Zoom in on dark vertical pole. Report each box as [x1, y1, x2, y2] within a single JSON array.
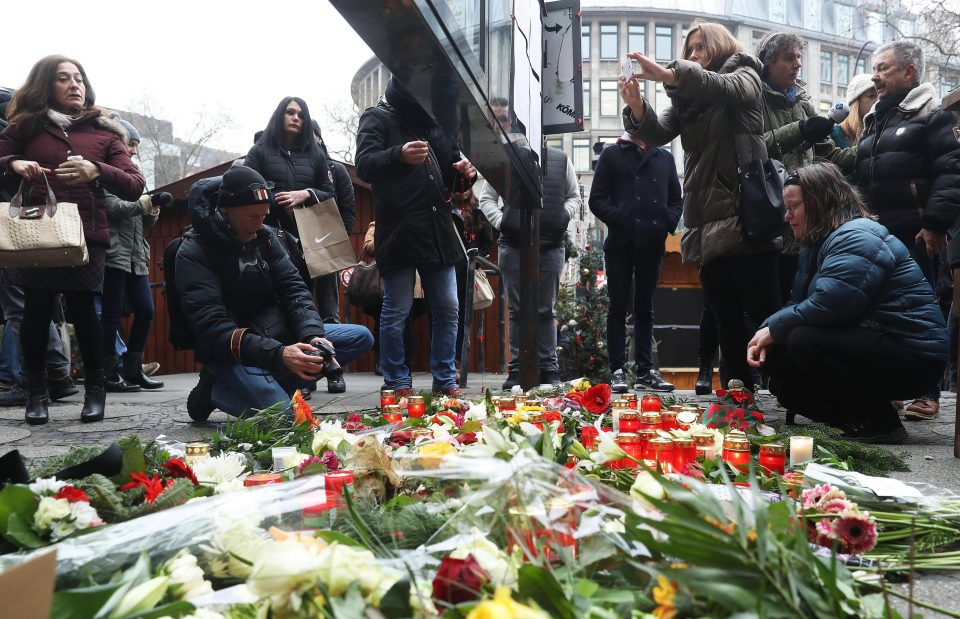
[[518, 207, 541, 389]]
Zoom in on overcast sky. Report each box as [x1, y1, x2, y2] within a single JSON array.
[[0, 0, 375, 157]]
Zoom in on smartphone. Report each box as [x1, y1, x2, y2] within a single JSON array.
[[620, 58, 635, 79]]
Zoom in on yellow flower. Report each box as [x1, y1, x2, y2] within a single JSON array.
[[466, 588, 549, 619], [570, 379, 591, 392], [704, 516, 736, 535], [746, 529, 758, 543], [652, 575, 678, 619], [418, 442, 456, 469], [508, 413, 523, 426]]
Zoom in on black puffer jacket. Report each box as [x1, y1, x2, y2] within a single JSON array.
[[854, 83, 960, 244], [243, 141, 336, 238], [329, 159, 356, 233], [355, 79, 468, 275], [175, 181, 325, 373]]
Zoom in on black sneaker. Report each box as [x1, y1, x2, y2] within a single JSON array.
[[327, 370, 346, 394], [611, 369, 629, 394], [187, 368, 215, 423], [633, 369, 675, 392], [540, 370, 561, 386], [0, 382, 27, 407], [840, 406, 908, 444], [502, 371, 520, 391]]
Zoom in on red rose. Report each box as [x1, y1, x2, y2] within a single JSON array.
[[162, 458, 199, 486], [320, 450, 341, 471], [432, 554, 490, 605], [543, 411, 562, 423], [731, 391, 752, 406], [716, 389, 728, 398], [456, 432, 478, 445], [54, 485, 90, 503], [347, 412, 362, 423], [390, 430, 413, 447]]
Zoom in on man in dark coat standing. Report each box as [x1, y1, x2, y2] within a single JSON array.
[[355, 77, 475, 397], [589, 132, 682, 393], [854, 40, 960, 421]]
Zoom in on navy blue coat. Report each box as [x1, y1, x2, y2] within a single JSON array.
[[765, 218, 948, 362], [588, 142, 682, 253]]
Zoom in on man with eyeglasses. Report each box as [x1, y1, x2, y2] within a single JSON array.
[[176, 166, 373, 420], [853, 40, 960, 422]]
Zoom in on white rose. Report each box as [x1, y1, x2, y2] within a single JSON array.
[[200, 506, 267, 579], [311, 420, 357, 455], [161, 550, 214, 601], [314, 543, 397, 598], [247, 540, 323, 599], [28, 477, 67, 497], [33, 497, 71, 533]]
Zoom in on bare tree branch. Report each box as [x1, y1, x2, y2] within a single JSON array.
[[320, 100, 362, 163]]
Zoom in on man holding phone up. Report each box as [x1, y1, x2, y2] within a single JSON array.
[[356, 77, 476, 397]]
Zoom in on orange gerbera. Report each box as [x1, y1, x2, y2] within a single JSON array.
[[652, 574, 678, 619], [292, 390, 317, 427]]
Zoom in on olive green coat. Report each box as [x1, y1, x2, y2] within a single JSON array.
[[623, 53, 779, 266], [760, 82, 856, 173], [104, 193, 158, 275]]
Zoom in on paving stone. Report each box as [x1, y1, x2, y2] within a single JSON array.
[[60, 420, 141, 434], [0, 427, 30, 443], [0, 404, 152, 422], [2, 445, 70, 458]]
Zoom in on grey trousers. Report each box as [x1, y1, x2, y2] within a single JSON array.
[[502, 266, 562, 374], [313, 272, 341, 324]]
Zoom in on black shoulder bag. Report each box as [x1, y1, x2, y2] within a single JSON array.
[[732, 93, 788, 243]]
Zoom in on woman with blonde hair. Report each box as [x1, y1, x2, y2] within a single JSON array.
[[620, 19, 782, 390], [833, 74, 878, 148]]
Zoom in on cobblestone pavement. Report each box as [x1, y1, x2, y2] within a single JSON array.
[[1, 374, 957, 615]]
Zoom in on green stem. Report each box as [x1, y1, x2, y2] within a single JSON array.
[[864, 581, 960, 618]]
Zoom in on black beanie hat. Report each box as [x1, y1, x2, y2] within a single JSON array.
[[217, 165, 273, 209]]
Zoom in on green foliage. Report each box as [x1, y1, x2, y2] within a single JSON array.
[[75, 474, 129, 523], [557, 233, 610, 381], [209, 401, 314, 470], [775, 423, 910, 476], [31, 445, 106, 479], [329, 496, 454, 553]]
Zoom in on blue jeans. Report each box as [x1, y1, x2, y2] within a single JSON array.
[[101, 269, 154, 354], [206, 323, 373, 418], [93, 294, 127, 357], [381, 265, 458, 391], [0, 284, 70, 382]]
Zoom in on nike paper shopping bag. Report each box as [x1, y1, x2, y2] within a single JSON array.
[[292, 198, 356, 278]]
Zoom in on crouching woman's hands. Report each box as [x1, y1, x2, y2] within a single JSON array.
[[747, 327, 774, 368]]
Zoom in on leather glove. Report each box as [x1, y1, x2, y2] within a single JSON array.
[[798, 116, 834, 143]]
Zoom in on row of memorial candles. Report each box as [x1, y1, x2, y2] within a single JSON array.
[[379, 391, 426, 420]]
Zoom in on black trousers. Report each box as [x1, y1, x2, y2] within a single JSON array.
[[23, 289, 102, 374], [764, 325, 945, 424], [605, 246, 663, 373], [700, 252, 781, 387]]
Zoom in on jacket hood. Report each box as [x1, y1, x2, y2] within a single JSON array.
[[95, 114, 129, 144], [864, 82, 940, 125], [762, 80, 810, 105], [719, 52, 764, 75], [383, 77, 435, 130]]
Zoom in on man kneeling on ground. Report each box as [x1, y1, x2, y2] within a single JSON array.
[[179, 166, 373, 420]]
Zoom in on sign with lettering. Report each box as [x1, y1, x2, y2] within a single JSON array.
[[542, 0, 583, 135]]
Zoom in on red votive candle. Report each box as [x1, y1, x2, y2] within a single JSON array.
[[324, 471, 355, 505], [759, 443, 787, 475], [581, 425, 599, 449], [673, 437, 696, 473], [382, 404, 402, 424], [660, 410, 678, 431], [405, 395, 425, 418], [640, 395, 662, 412], [619, 411, 640, 434], [640, 412, 661, 431], [651, 437, 675, 473], [616, 433, 642, 469], [622, 393, 638, 409], [722, 435, 752, 473], [380, 390, 397, 408]]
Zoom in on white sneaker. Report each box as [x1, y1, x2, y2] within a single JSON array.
[[611, 369, 628, 393]]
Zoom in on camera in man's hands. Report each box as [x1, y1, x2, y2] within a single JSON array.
[[307, 339, 341, 379]]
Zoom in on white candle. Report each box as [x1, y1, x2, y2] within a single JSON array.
[[790, 436, 814, 467]]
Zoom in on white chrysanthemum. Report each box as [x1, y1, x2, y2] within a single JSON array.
[[200, 505, 267, 579], [191, 452, 248, 487], [68, 500, 102, 530], [314, 542, 401, 603], [160, 550, 214, 601], [33, 497, 70, 533], [213, 478, 246, 494], [311, 420, 358, 455], [28, 477, 67, 497]]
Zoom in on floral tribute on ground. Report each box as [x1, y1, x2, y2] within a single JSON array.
[[0, 381, 958, 618]]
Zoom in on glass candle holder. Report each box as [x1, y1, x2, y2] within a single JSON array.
[[722, 435, 752, 472], [244, 473, 283, 487], [759, 443, 787, 475], [693, 432, 717, 461], [640, 412, 662, 431], [185, 442, 210, 465], [622, 393, 638, 409], [324, 470, 355, 505], [497, 397, 517, 412], [789, 436, 814, 467], [668, 404, 684, 413], [380, 390, 397, 408], [581, 425, 599, 449], [616, 432, 642, 469], [650, 437, 675, 473], [611, 404, 631, 433], [406, 395, 425, 418], [619, 411, 640, 434], [660, 410, 678, 431], [676, 411, 698, 430], [673, 437, 696, 473], [382, 404, 403, 424], [514, 395, 530, 407], [640, 395, 662, 412]]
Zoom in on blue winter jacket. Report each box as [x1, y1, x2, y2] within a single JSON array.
[[765, 218, 948, 362]]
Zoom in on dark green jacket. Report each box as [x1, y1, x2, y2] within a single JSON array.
[[104, 193, 158, 275]]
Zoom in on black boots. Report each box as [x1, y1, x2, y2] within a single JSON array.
[[326, 369, 346, 394], [105, 355, 140, 393], [25, 371, 49, 425], [695, 363, 714, 396], [122, 352, 164, 390], [81, 369, 106, 423]]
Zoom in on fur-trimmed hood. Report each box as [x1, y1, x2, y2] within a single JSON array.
[[95, 113, 129, 145], [864, 82, 941, 125]]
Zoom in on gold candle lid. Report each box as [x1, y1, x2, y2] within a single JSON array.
[[693, 432, 715, 446], [760, 442, 786, 455], [381, 389, 396, 397], [661, 411, 678, 419], [185, 441, 209, 454], [622, 393, 638, 402], [638, 429, 658, 439], [406, 395, 424, 405], [668, 404, 684, 412], [649, 437, 674, 446], [383, 404, 402, 414], [612, 398, 632, 409], [619, 411, 639, 420], [674, 437, 695, 448], [723, 435, 751, 450], [617, 432, 641, 444], [641, 412, 662, 423]]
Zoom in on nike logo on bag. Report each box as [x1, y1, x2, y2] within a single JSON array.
[[315, 233, 332, 245]]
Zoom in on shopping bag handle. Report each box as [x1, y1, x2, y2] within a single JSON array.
[[8, 176, 58, 219]]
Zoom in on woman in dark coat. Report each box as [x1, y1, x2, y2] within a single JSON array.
[[748, 162, 947, 444], [620, 20, 782, 390], [0, 55, 145, 425]]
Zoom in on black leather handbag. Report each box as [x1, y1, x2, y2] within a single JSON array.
[[733, 94, 788, 243]]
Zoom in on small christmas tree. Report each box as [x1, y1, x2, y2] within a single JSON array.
[[557, 234, 610, 381]]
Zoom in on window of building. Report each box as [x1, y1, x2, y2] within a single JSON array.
[[820, 51, 833, 84], [573, 138, 591, 172], [655, 25, 673, 62], [600, 23, 618, 59], [837, 54, 850, 86], [819, 101, 832, 113], [582, 80, 591, 118], [654, 82, 669, 116], [803, 0, 821, 31], [898, 19, 916, 38], [942, 74, 958, 98], [769, 0, 787, 23], [628, 24, 645, 55], [855, 57, 866, 75], [600, 80, 620, 116], [582, 23, 590, 60], [867, 11, 886, 43], [835, 4, 854, 37], [546, 137, 564, 150]]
